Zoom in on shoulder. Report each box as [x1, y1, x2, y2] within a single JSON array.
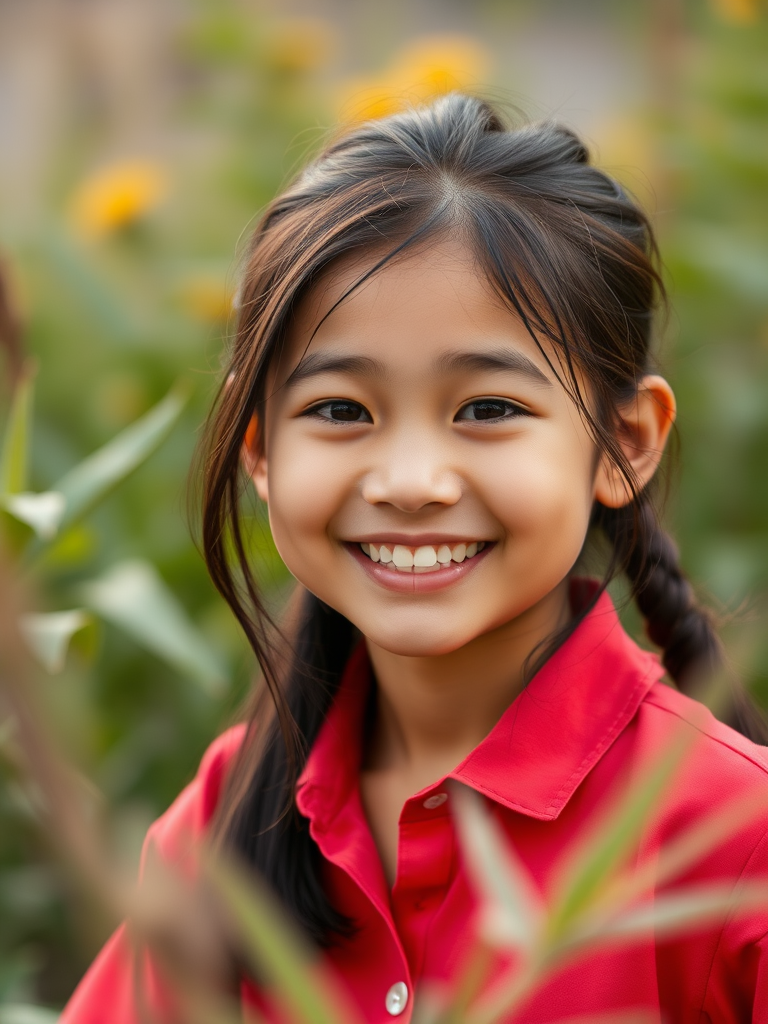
[[141, 724, 247, 868], [641, 681, 768, 780], [631, 682, 768, 869]]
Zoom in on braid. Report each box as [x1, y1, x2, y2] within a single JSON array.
[[598, 498, 768, 744]]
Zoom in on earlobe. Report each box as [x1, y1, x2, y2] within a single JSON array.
[[594, 375, 676, 509], [241, 414, 269, 503]]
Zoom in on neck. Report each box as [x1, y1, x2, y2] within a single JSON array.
[[363, 579, 572, 778]]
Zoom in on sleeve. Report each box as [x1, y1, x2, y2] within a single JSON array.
[[59, 726, 246, 1024], [701, 829, 768, 1023]]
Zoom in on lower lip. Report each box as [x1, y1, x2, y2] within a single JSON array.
[[346, 542, 494, 594]]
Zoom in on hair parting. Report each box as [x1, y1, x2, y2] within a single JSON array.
[[198, 92, 768, 947]]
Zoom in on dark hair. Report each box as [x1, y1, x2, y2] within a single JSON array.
[[199, 92, 767, 946]]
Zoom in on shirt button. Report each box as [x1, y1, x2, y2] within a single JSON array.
[[423, 792, 448, 809], [385, 981, 409, 1016]]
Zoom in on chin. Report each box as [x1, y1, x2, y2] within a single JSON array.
[[363, 623, 474, 659]]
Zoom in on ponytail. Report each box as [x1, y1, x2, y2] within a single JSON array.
[[597, 497, 768, 745]]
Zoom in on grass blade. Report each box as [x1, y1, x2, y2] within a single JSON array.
[[205, 854, 361, 1024], [585, 880, 768, 945], [451, 783, 544, 952], [0, 363, 35, 495], [547, 731, 691, 939]]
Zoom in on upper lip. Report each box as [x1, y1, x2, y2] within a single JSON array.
[[345, 533, 492, 546]]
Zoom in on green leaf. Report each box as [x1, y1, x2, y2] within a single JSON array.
[[0, 363, 36, 495], [205, 855, 360, 1024], [78, 560, 227, 695], [20, 609, 92, 674], [53, 383, 189, 533], [0, 1007, 60, 1024], [581, 880, 768, 946], [2, 492, 66, 540], [451, 783, 543, 951], [547, 735, 690, 939]]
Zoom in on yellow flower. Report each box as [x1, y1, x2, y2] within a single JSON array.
[[338, 34, 490, 123], [337, 76, 408, 123], [711, 0, 761, 22], [68, 160, 168, 240], [178, 275, 234, 323], [390, 35, 490, 99], [590, 113, 659, 209], [266, 17, 336, 74]]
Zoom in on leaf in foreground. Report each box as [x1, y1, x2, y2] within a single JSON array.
[[0, 362, 35, 496], [79, 559, 227, 695], [205, 855, 362, 1024], [451, 782, 543, 951], [53, 382, 189, 533], [0, 1006, 60, 1024], [20, 608, 92, 673], [1, 491, 66, 540]]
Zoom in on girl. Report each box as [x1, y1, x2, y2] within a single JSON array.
[[62, 93, 768, 1022]]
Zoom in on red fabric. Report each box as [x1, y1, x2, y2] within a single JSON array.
[[61, 590, 768, 1023]]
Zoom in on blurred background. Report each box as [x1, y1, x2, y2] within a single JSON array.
[[0, 0, 766, 1012]]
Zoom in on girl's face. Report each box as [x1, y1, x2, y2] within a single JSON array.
[[250, 241, 622, 657]]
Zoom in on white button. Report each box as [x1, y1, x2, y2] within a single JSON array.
[[423, 792, 448, 810], [385, 981, 408, 1016]]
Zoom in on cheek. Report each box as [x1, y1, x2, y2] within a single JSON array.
[[482, 438, 595, 552], [263, 431, 351, 569]]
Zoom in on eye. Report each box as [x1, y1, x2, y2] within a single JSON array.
[[455, 398, 529, 422], [305, 400, 372, 423]]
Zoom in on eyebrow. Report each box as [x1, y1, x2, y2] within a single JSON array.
[[436, 348, 553, 388], [284, 352, 386, 388], [283, 346, 553, 389]]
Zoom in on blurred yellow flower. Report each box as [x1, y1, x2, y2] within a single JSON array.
[[68, 160, 168, 240], [266, 17, 336, 74], [711, 0, 761, 21], [338, 34, 490, 123], [391, 35, 489, 98], [178, 275, 234, 323], [591, 115, 656, 208]]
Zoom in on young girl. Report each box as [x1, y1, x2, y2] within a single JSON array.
[[62, 93, 768, 1022]]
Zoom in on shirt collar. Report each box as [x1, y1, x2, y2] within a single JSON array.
[[296, 583, 665, 824]]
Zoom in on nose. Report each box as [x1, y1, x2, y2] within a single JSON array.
[[360, 432, 462, 512]]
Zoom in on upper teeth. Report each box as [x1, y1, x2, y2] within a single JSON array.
[[360, 541, 485, 572]]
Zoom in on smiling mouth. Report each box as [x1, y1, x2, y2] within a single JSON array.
[[359, 541, 488, 573]]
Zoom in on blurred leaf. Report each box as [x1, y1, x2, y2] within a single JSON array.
[[78, 560, 227, 695], [0, 363, 35, 495], [0, 1007, 59, 1024], [676, 225, 768, 304], [20, 609, 92, 674], [585, 880, 768, 945], [43, 230, 138, 343], [53, 383, 189, 534], [547, 737, 689, 939], [451, 783, 543, 951], [1, 492, 65, 540], [206, 855, 361, 1024]]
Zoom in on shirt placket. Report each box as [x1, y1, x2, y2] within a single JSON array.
[[390, 786, 456, 1003]]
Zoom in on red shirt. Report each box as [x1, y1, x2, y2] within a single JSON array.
[[61, 590, 768, 1022]]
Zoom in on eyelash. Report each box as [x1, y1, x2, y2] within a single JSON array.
[[303, 398, 530, 424]]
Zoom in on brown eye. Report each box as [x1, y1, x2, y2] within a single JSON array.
[[309, 401, 372, 423], [455, 399, 527, 422]]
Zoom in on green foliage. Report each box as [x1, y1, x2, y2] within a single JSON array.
[[0, 0, 767, 1015]]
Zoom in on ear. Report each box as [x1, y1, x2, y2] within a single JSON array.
[[594, 374, 676, 509], [241, 414, 269, 503]]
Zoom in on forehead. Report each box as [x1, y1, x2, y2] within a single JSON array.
[[278, 239, 556, 380]]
